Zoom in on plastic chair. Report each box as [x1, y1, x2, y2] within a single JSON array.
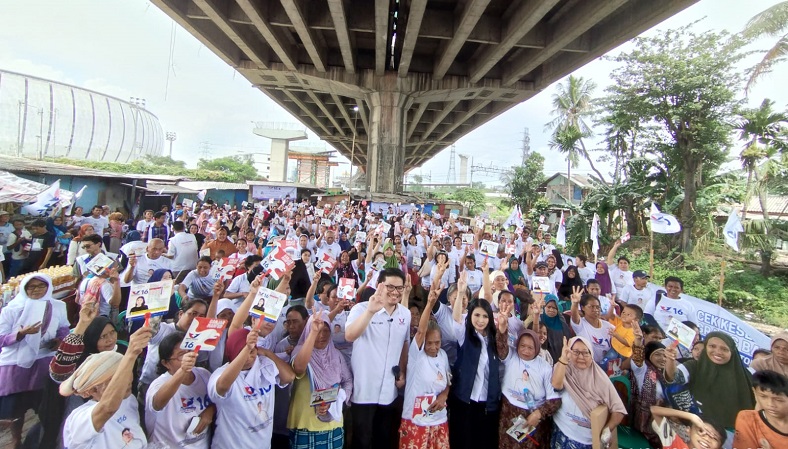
[[610, 375, 652, 449]]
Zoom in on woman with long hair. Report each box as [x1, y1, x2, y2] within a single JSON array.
[[108, 212, 124, 254], [335, 250, 359, 288], [67, 224, 96, 265], [558, 266, 584, 302]]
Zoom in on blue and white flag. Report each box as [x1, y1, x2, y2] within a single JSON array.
[[650, 203, 681, 234], [21, 180, 61, 217], [555, 211, 566, 247], [723, 207, 744, 252]]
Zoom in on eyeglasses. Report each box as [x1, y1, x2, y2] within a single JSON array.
[[81, 244, 93, 250], [25, 284, 48, 292], [385, 285, 405, 293], [571, 350, 592, 358]]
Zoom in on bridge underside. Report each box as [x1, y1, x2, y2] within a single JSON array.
[[152, 0, 697, 193]]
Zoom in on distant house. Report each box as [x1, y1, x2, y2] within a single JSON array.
[[539, 173, 594, 206]]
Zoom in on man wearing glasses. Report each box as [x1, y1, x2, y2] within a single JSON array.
[[74, 234, 120, 317], [345, 268, 410, 449]]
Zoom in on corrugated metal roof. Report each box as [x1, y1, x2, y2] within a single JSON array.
[[178, 181, 249, 191], [245, 180, 323, 190], [737, 195, 788, 217], [146, 183, 198, 195], [0, 155, 190, 181]]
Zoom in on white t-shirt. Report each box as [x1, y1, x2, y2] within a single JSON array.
[[226, 273, 251, 303], [315, 241, 341, 264], [208, 356, 286, 449], [167, 232, 199, 272], [63, 395, 146, 449], [553, 389, 593, 444], [347, 301, 411, 405], [433, 303, 460, 366], [83, 216, 109, 235], [570, 318, 614, 364], [145, 368, 212, 449], [576, 266, 595, 285], [129, 255, 172, 285], [644, 295, 697, 331], [608, 266, 634, 293], [620, 284, 656, 309], [136, 219, 154, 234], [77, 276, 115, 317], [140, 322, 179, 385], [452, 320, 489, 402], [401, 339, 450, 425], [501, 351, 559, 411]]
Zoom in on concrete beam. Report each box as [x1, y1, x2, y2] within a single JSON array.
[[502, 0, 627, 85], [306, 91, 346, 137], [235, 0, 298, 71], [434, 100, 490, 143], [327, 0, 357, 73], [468, 0, 560, 83], [407, 102, 429, 140], [374, 0, 390, 75], [433, 0, 491, 80], [331, 92, 356, 132], [281, 0, 328, 72], [420, 99, 460, 141], [193, 0, 270, 69], [356, 100, 369, 136], [397, 0, 428, 77], [281, 90, 333, 136]]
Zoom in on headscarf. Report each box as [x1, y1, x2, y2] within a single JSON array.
[[46, 217, 67, 235], [558, 265, 583, 299], [563, 336, 627, 418], [750, 331, 788, 376], [540, 294, 564, 331], [594, 262, 613, 296], [292, 314, 353, 399], [72, 224, 94, 242], [225, 328, 251, 363], [336, 251, 358, 285], [148, 269, 173, 283], [682, 331, 755, 428], [645, 341, 666, 364], [551, 249, 564, 270], [338, 234, 351, 252], [125, 230, 141, 243], [382, 241, 400, 269], [83, 316, 114, 359], [59, 351, 123, 397], [0, 274, 65, 368], [515, 329, 541, 362], [505, 257, 526, 287]]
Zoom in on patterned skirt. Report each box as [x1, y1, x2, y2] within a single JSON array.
[[551, 426, 592, 449], [289, 427, 344, 449], [398, 418, 450, 449], [498, 396, 555, 449]]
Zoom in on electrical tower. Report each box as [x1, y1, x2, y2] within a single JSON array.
[[446, 144, 457, 183], [198, 141, 210, 159], [521, 127, 531, 165]]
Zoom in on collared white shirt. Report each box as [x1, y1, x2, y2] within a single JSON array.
[[452, 320, 489, 402], [347, 301, 411, 405]]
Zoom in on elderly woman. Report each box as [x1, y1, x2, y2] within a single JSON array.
[[60, 326, 153, 449], [551, 336, 627, 449], [750, 331, 788, 376], [665, 331, 755, 437], [497, 303, 561, 449], [289, 309, 354, 449], [0, 274, 70, 446]]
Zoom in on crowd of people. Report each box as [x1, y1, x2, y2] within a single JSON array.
[[0, 197, 786, 449]]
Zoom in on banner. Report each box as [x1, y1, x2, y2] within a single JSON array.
[[251, 185, 296, 200], [650, 203, 681, 234], [723, 207, 743, 252], [22, 180, 61, 216]]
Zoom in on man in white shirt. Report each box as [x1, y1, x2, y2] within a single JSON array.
[[314, 230, 341, 264], [620, 270, 656, 309], [644, 276, 696, 333], [164, 221, 198, 283], [82, 205, 109, 236], [345, 268, 410, 449], [135, 210, 154, 234], [606, 239, 634, 296], [123, 238, 172, 285]]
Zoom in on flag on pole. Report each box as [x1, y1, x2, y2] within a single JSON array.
[[555, 211, 566, 246], [63, 184, 87, 215], [503, 205, 523, 229], [723, 207, 744, 252], [22, 180, 61, 216], [649, 203, 681, 234], [197, 189, 207, 201], [590, 213, 600, 258]]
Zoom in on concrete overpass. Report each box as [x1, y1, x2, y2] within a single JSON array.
[[151, 0, 697, 193]]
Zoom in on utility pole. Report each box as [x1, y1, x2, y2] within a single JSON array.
[[165, 131, 177, 158], [521, 127, 531, 165], [198, 141, 210, 159]]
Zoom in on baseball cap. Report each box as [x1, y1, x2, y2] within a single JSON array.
[[216, 298, 238, 315], [0, 210, 9, 216], [535, 261, 548, 269], [633, 270, 650, 279]]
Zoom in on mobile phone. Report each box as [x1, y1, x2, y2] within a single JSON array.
[[391, 366, 401, 380]]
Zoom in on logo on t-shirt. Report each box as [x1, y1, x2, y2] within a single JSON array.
[[659, 306, 686, 316], [181, 397, 197, 412], [592, 336, 611, 348], [243, 384, 273, 401]]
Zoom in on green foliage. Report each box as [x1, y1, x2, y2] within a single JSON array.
[[525, 197, 550, 225], [742, 1, 788, 93], [450, 187, 486, 215], [146, 155, 187, 169], [506, 152, 546, 212], [197, 156, 259, 182]]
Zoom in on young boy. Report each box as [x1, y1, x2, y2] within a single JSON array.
[[602, 296, 643, 369], [650, 406, 726, 449], [734, 370, 788, 449]]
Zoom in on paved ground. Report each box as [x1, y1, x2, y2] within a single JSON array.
[[0, 410, 37, 449]]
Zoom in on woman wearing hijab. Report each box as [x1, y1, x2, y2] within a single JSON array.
[[593, 262, 615, 297], [551, 336, 627, 449], [0, 274, 70, 446], [290, 248, 316, 300], [382, 240, 405, 271], [60, 326, 153, 449], [629, 325, 669, 449], [497, 305, 561, 449], [526, 294, 571, 363], [665, 331, 756, 434], [750, 331, 788, 376], [289, 309, 353, 448], [47, 215, 70, 266], [505, 256, 527, 289], [67, 224, 96, 265], [335, 250, 359, 288], [558, 266, 584, 302]]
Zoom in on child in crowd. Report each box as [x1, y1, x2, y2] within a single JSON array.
[[734, 370, 788, 449], [650, 406, 727, 449], [601, 297, 643, 372]]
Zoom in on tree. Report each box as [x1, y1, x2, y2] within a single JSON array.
[[147, 155, 186, 169], [197, 156, 260, 183], [549, 125, 583, 202], [450, 187, 486, 215], [545, 75, 607, 181], [605, 26, 745, 252], [742, 1, 788, 93], [505, 152, 546, 212]]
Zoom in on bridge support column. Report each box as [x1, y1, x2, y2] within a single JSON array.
[[365, 84, 412, 194]]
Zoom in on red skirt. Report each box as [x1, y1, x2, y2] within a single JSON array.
[[398, 418, 449, 449]]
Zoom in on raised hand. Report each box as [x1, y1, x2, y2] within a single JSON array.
[[481, 256, 489, 272], [128, 326, 154, 356], [311, 309, 325, 332], [570, 286, 583, 305], [246, 329, 260, 352], [633, 325, 644, 345], [18, 321, 42, 338], [213, 279, 225, 297], [77, 301, 98, 328], [560, 336, 571, 362], [367, 283, 385, 314], [497, 303, 510, 334], [179, 351, 198, 374]]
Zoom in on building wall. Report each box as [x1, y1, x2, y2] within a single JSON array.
[[14, 173, 130, 215]]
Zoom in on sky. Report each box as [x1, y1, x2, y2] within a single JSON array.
[[1, 0, 785, 186]]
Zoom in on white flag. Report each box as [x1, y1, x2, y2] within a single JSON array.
[[649, 203, 681, 234], [22, 180, 61, 216], [590, 213, 599, 258], [197, 189, 207, 201], [723, 207, 744, 252], [515, 205, 524, 228], [503, 205, 520, 228], [64, 185, 87, 215], [556, 211, 566, 246]]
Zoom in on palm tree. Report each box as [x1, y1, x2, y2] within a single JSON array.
[[549, 126, 583, 205], [545, 75, 607, 181], [742, 1, 788, 94]]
